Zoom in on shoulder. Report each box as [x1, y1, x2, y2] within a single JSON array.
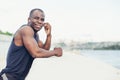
[[20, 26, 34, 36], [13, 25, 34, 46], [20, 25, 33, 32]]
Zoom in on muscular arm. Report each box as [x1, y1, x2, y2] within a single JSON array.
[[43, 35, 51, 50], [38, 22, 52, 50], [21, 26, 59, 58], [37, 34, 51, 50]]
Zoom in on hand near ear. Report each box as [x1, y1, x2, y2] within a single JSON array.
[[44, 23, 51, 36]]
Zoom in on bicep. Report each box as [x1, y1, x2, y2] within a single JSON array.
[[21, 28, 39, 57], [23, 35, 39, 51]]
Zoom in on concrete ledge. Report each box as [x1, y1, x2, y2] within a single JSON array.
[[26, 52, 120, 80]]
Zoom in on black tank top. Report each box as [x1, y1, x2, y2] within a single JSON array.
[[0, 31, 39, 80]]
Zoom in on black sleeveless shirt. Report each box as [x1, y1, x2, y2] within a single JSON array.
[[0, 27, 39, 80]]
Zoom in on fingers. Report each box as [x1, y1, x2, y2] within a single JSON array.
[[54, 47, 62, 50], [54, 47, 63, 57], [43, 23, 51, 36], [43, 23, 51, 31], [43, 23, 51, 28]]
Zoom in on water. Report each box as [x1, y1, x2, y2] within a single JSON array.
[[0, 41, 120, 69], [0, 41, 10, 55], [80, 50, 120, 69]]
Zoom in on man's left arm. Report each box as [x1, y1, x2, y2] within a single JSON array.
[[38, 23, 52, 50]]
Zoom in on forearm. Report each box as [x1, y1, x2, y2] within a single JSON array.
[[33, 48, 55, 58], [43, 34, 52, 50]]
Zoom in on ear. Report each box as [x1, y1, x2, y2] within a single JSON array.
[[28, 18, 31, 22]]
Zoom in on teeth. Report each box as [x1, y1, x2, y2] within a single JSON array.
[[36, 25, 40, 27]]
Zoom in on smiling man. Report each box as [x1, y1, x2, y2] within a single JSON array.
[[0, 8, 62, 80]]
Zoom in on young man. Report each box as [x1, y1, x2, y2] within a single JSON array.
[[0, 8, 62, 80]]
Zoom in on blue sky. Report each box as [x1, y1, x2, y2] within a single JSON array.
[[0, 0, 120, 42]]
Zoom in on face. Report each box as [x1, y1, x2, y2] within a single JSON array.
[[28, 10, 45, 32]]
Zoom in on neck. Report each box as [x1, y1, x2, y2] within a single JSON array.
[[27, 23, 38, 33]]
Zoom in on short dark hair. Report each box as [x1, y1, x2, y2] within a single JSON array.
[[29, 8, 44, 17]]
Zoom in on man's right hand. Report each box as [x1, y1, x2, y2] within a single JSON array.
[[54, 47, 63, 57]]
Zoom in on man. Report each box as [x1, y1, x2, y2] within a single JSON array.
[[0, 8, 62, 80]]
